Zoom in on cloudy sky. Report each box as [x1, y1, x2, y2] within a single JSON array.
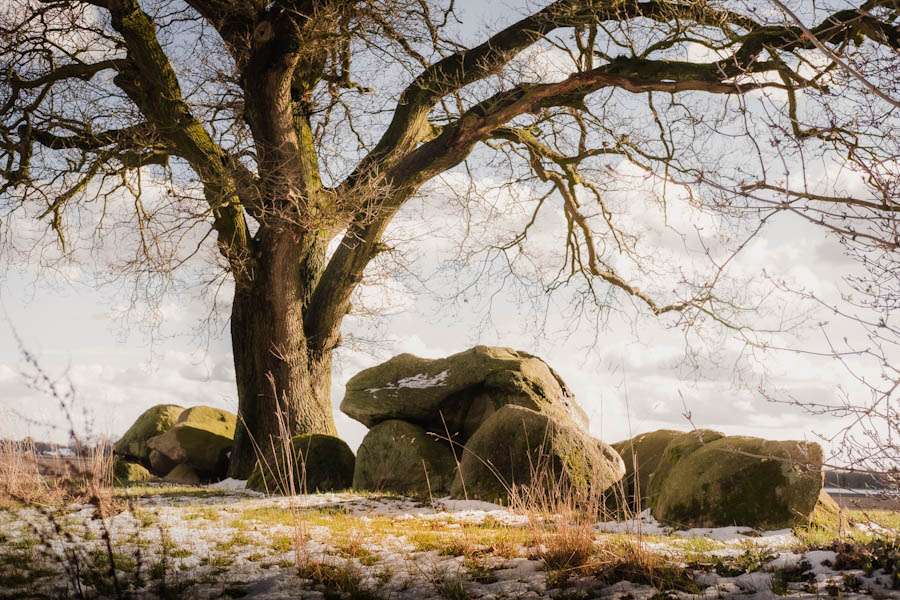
[[0, 0, 891, 467]]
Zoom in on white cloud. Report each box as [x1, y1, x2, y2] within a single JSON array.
[[510, 43, 573, 84]]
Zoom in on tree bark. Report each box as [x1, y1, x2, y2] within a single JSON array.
[[227, 234, 337, 478]]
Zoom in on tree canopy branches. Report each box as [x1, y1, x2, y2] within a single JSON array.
[[2, 1, 898, 472], [1, 0, 896, 323]]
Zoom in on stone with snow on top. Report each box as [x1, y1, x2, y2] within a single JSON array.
[[353, 420, 456, 496], [147, 405, 236, 480], [652, 435, 824, 529], [611, 429, 682, 510], [113, 404, 184, 463], [247, 433, 355, 494], [341, 345, 587, 444], [644, 429, 724, 506], [450, 405, 624, 503]]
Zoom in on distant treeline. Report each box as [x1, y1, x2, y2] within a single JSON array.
[[0, 437, 108, 457], [824, 470, 889, 489]]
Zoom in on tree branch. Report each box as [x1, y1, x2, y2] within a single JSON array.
[[9, 59, 128, 90], [102, 0, 254, 262]]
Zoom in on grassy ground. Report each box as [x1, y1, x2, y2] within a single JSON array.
[[1, 447, 898, 599], [0, 480, 898, 599]]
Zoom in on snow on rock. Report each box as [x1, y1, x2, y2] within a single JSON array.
[[396, 370, 450, 388], [365, 370, 450, 394]]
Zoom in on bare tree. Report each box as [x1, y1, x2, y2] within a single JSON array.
[[1, 0, 897, 476]]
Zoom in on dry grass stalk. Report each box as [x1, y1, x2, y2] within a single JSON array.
[[0, 438, 53, 508]]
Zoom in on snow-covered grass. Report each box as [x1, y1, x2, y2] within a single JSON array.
[[1, 483, 898, 599]]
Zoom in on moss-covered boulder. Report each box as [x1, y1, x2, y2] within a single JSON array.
[[113, 404, 184, 463], [113, 459, 152, 485], [247, 434, 355, 494], [341, 346, 587, 445], [353, 420, 457, 496], [645, 429, 724, 504], [797, 490, 852, 543], [147, 406, 236, 480], [652, 436, 824, 529], [163, 463, 201, 486], [450, 405, 624, 503], [611, 429, 681, 509], [804, 490, 848, 533]]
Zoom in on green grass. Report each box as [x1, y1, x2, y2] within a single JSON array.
[[231, 506, 296, 528], [794, 507, 900, 548], [271, 534, 294, 554], [669, 535, 725, 553], [114, 484, 232, 499], [216, 533, 253, 553]]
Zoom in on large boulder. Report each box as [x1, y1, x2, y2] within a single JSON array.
[[651, 436, 824, 529], [611, 429, 681, 509], [112, 458, 152, 485], [163, 463, 201, 486], [148, 448, 178, 476], [147, 406, 236, 480], [341, 346, 587, 444], [450, 405, 624, 503], [353, 420, 457, 496], [247, 434, 355, 494], [113, 404, 184, 463], [804, 490, 850, 534], [645, 429, 724, 504]]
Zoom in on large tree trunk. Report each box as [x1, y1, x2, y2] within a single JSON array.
[[227, 234, 337, 478]]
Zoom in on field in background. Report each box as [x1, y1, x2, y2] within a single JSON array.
[[828, 492, 900, 511]]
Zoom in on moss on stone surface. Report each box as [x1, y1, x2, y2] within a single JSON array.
[[247, 434, 355, 494], [651, 436, 824, 529], [113, 459, 152, 484], [803, 490, 849, 535], [352, 420, 456, 496], [113, 404, 184, 463], [147, 406, 236, 478], [612, 429, 681, 509], [340, 346, 587, 443], [176, 406, 237, 434], [450, 405, 624, 503], [645, 429, 724, 505], [163, 463, 201, 486]]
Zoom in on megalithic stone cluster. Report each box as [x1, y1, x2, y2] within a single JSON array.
[[113, 404, 237, 485], [341, 345, 625, 502]]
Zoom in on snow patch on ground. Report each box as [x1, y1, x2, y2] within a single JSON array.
[[207, 477, 248, 490], [597, 510, 797, 545], [1, 492, 896, 599]]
